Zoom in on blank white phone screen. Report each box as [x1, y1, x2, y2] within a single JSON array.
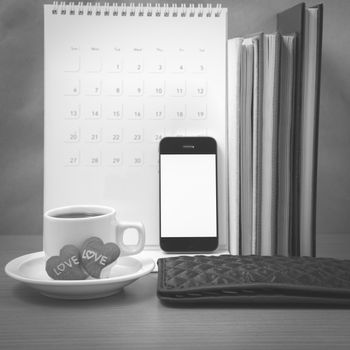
[[160, 154, 217, 237]]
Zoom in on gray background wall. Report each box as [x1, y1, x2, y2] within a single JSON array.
[[1, 0, 349, 240]]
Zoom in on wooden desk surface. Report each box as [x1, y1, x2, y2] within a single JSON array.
[[1, 234, 350, 350]]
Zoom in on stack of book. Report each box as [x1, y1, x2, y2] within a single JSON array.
[[228, 3, 323, 257]]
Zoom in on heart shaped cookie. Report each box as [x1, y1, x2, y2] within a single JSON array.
[[81, 237, 120, 278], [45, 245, 88, 280]]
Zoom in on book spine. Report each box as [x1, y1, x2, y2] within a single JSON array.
[[240, 41, 254, 255], [277, 35, 296, 256], [310, 5, 323, 257], [290, 7, 305, 257], [251, 39, 258, 255], [228, 38, 243, 255], [276, 2, 306, 256], [252, 34, 264, 255], [261, 33, 281, 256], [299, 5, 323, 257], [271, 34, 281, 256]]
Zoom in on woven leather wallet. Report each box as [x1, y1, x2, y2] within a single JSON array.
[[157, 255, 350, 305]]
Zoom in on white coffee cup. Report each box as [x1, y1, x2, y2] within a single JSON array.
[[43, 205, 145, 258]]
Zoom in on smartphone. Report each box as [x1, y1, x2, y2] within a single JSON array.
[[159, 137, 218, 252]]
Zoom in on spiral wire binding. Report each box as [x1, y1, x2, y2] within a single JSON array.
[[51, 2, 224, 17]]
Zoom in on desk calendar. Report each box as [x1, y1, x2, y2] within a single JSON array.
[[44, 2, 228, 256]]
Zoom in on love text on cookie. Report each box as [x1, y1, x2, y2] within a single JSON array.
[[53, 255, 80, 276], [82, 249, 108, 266]]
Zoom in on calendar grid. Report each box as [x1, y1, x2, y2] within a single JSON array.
[[44, 3, 228, 251]]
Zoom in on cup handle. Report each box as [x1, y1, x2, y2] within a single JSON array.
[[115, 221, 145, 256]]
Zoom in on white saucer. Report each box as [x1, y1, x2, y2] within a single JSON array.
[[5, 252, 154, 300]]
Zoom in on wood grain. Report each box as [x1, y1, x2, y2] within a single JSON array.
[[1, 235, 350, 350]]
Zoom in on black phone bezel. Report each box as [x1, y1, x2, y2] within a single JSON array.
[[159, 137, 218, 252]]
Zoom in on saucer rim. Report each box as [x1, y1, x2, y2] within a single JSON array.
[[5, 251, 155, 286]]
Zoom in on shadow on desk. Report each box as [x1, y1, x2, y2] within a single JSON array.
[[12, 282, 350, 310], [159, 299, 350, 310], [10, 276, 155, 309]]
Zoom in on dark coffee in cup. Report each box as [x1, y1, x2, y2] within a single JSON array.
[[52, 212, 104, 219], [44, 205, 145, 259]]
